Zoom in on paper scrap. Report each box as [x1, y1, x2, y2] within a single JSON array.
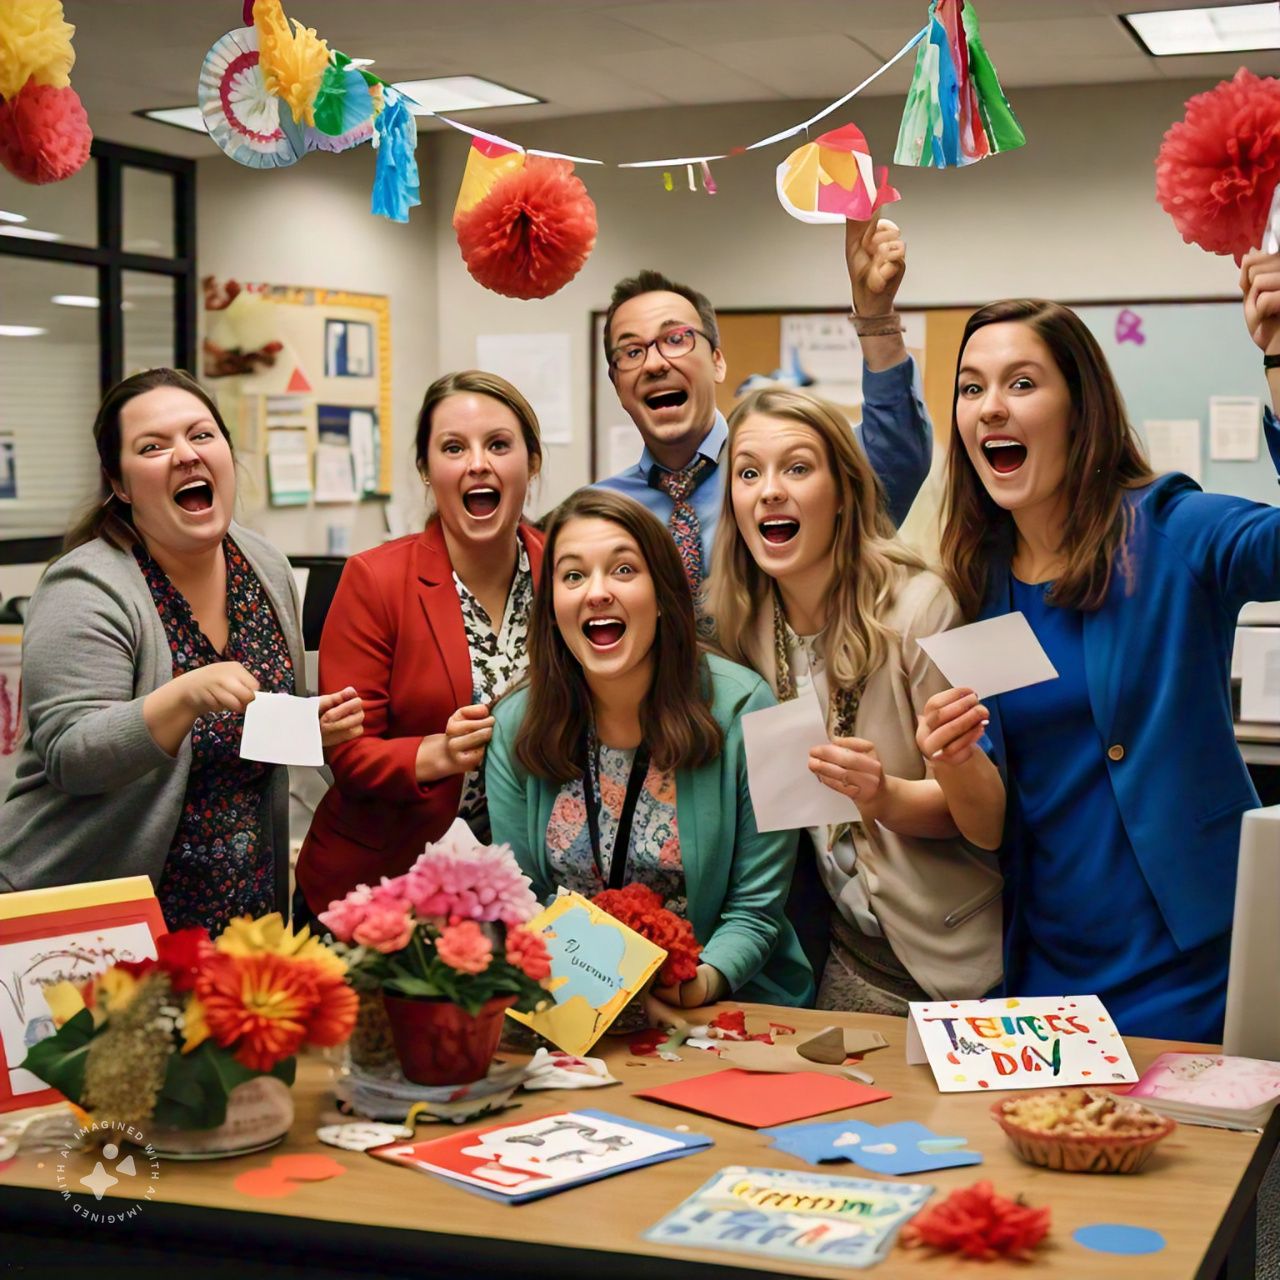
[[1073, 1225, 1166, 1256], [1209, 396, 1261, 462], [741, 687, 859, 832], [1142, 418, 1202, 483], [763, 1118, 982, 1175], [240, 691, 323, 767], [234, 1153, 346, 1198], [918, 612, 1058, 700]]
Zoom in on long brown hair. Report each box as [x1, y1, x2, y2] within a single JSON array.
[[705, 387, 926, 688], [64, 368, 234, 554], [940, 300, 1155, 620], [513, 488, 722, 783]]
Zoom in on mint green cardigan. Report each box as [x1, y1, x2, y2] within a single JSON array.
[[487, 654, 815, 1007]]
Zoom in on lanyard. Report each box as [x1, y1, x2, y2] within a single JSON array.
[[583, 744, 651, 890]]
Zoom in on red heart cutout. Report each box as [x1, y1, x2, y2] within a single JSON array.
[[978, 1080, 989, 1088]]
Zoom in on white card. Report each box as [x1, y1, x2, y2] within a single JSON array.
[[239, 691, 323, 766], [1239, 629, 1280, 723], [905, 995, 1138, 1093], [741, 688, 859, 833], [917, 612, 1058, 700]]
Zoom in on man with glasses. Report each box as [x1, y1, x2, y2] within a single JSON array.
[[596, 217, 932, 594]]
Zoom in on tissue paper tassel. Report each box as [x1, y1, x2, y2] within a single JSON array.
[[0, 0, 75, 100], [370, 89, 420, 224], [0, 79, 90, 184], [253, 0, 329, 127]]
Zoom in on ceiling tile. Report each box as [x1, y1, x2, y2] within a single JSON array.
[[699, 34, 882, 99]]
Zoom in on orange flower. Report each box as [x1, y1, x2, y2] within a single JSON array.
[[303, 965, 359, 1048], [196, 952, 313, 1073]]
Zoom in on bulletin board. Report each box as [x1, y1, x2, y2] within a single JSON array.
[[591, 299, 1277, 505], [203, 280, 393, 507]]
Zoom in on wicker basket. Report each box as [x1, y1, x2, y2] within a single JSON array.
[[991, 1089, 1176, 1174]]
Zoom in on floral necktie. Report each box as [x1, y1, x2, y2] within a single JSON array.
[[648, 454, 717, 594]]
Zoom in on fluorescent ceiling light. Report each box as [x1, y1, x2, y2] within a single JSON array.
[[0, 325, 47, 337], [0, 210, 27, 224], [51, 294, 99, 308], [392, 75, 540, 114], [1123, 4, 1280, 55], [137, 106, 207, 133], [0, 226, 62, 241]]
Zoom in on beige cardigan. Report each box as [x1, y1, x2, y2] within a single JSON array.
[[744, 568, 1003, 1000]]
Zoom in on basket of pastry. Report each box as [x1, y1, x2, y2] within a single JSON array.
[[991, 1087, 1176, 1174]]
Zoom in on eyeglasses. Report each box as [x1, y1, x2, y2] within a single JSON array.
[[608, 326, 713, 373]]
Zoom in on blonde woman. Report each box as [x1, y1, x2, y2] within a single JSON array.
[[705, 387, 1005, 1013]]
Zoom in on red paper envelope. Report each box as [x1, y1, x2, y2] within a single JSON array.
[[634, 1069, 891, 1128]]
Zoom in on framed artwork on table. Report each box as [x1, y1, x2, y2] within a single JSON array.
[[0, 877, 166, 1113]]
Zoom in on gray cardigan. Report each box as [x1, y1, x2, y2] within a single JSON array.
[[0, 523, 306, 907]]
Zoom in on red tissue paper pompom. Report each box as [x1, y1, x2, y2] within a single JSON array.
[[592, 882, 701, 987], [900, 1180, 1050, 1261], [1155, 68, 1280, 262], [0, 80, 92, 185], [454, 156, 597, 300]]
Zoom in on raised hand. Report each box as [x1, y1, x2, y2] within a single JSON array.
[[1240, 249, 1280, 357], [846, 216, 906, 318]]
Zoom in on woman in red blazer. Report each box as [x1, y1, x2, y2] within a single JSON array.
[[297, 371, 545, 913]]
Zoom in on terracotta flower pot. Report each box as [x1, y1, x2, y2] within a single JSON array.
[[383, 994, 517, 1086]]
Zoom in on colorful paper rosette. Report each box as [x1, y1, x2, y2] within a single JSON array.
[[199, 25, 304, 169], [307, 53, 377, 153], [775, 123, 900, 224], [894, 0, 1025, 168], [253, 0, 329, 127], [1155, 68, 1280, 262]]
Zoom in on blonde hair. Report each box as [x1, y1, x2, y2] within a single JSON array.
[[704, 388, 926, 688]]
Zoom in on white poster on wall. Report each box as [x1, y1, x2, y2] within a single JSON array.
[[1209, 396, 1261, 462], [475, 334, 573, 445], [1142, 419, 1202, 483]]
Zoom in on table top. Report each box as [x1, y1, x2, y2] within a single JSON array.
[[1, 1003, 1273, 1280]]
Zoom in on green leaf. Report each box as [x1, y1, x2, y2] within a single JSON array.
[[19, 1009, 95, 1101], [383, 974, 443, 999]]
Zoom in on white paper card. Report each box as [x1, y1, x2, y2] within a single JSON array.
[[917, 612, 1058, 700], [240, 692, 323, 766], [1239, 629, 1280, 723], [476, 333, 573, 444], [1143, 418, 1202, 483], [442, 817, 482, 851], [741, 688, 859, 832], [906, 995, 1138, 1093], [1209, 396, 1261, 462]]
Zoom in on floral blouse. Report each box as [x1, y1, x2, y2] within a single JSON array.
[[544, 743, 686, 915], [454, 540, 533, 837], [135, 536, 294, 934]]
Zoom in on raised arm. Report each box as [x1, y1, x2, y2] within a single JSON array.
[[845, 216, 933, 526]]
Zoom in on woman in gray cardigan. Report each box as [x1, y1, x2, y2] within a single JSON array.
[[0, 368, 362, 933]]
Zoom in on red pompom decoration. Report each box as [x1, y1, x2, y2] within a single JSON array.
[[591, 882, 701, 987], [901, 1181, 1050, 1261], [1156, 68, 1280, 262], [454, 156, 597, 300], [0, 80, 92, 185]]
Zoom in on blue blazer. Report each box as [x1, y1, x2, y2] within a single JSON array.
[[982, 472, 1280, 965]]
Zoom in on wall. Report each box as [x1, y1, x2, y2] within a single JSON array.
[[197, 145, 438, 554], [429, 79, 1250, 515]]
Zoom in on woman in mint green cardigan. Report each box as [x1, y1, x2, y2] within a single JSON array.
[[486, 489, 814, 1009]]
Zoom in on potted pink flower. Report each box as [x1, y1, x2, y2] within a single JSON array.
[[319, 835, 552, 1085]]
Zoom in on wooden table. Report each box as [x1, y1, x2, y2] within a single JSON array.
[[1, 1004, 1274, 1280]]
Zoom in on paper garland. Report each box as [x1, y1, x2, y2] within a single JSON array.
[[199, 27, 303, 170]]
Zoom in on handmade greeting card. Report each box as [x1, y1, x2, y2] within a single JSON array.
[[906, 996, 1138, 1093], [0, 877, 166, 1112], [370, 1109, 710, 1203], [505, 892, 666, 1056], [645, 1166, 932, 1268], [1129, 1053, 1280, 1131], [763, 1119, 983, 1176]]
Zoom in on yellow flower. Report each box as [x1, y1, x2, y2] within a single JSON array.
[[181, 993, 211, 1054], [42, 980, 86, 1027], [217, 914, 347, 981], [93, 967, 140, 1016]]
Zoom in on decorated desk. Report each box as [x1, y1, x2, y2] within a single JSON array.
[[0, 1004, 1272, 1280]]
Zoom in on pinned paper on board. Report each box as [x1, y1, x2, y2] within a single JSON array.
[[763, 1118, 982, 1175], [741, 687, 859, 832], [775, 123, 900, 225], [917, 612, 1057, 700], [240, 692, 323, 767], [906, 995, 1139, 1093], [505, 892, 666, 1056]]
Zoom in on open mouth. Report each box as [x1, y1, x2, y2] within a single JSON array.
[[583, 617, 626, 649], [981, 439, 1028, 475], [759, 518, 800, 545], [173, 479, 213, 512], [644, 389, 688, 413], [462, 487, 501, 517]]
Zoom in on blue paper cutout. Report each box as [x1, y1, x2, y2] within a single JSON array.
[[762, 1119, 983, 1175], [543, 906, 627, 1007], [1073, 1224, 1166, 1256]]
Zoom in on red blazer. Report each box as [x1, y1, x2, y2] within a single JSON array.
[[296, 519, 545, 912]]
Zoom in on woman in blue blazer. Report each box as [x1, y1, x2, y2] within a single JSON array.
[[931, 249, 1280, 1042], [486, 488, 814, 1010]]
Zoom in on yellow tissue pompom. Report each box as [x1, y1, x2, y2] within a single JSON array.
[[0, 0, 76, 100], [254, 0, 329, 127]]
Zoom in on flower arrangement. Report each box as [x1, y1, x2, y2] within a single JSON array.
[[319, 837, 553, 1015], [22, 915, 357, 1131], [591, 883, 701, 988]]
